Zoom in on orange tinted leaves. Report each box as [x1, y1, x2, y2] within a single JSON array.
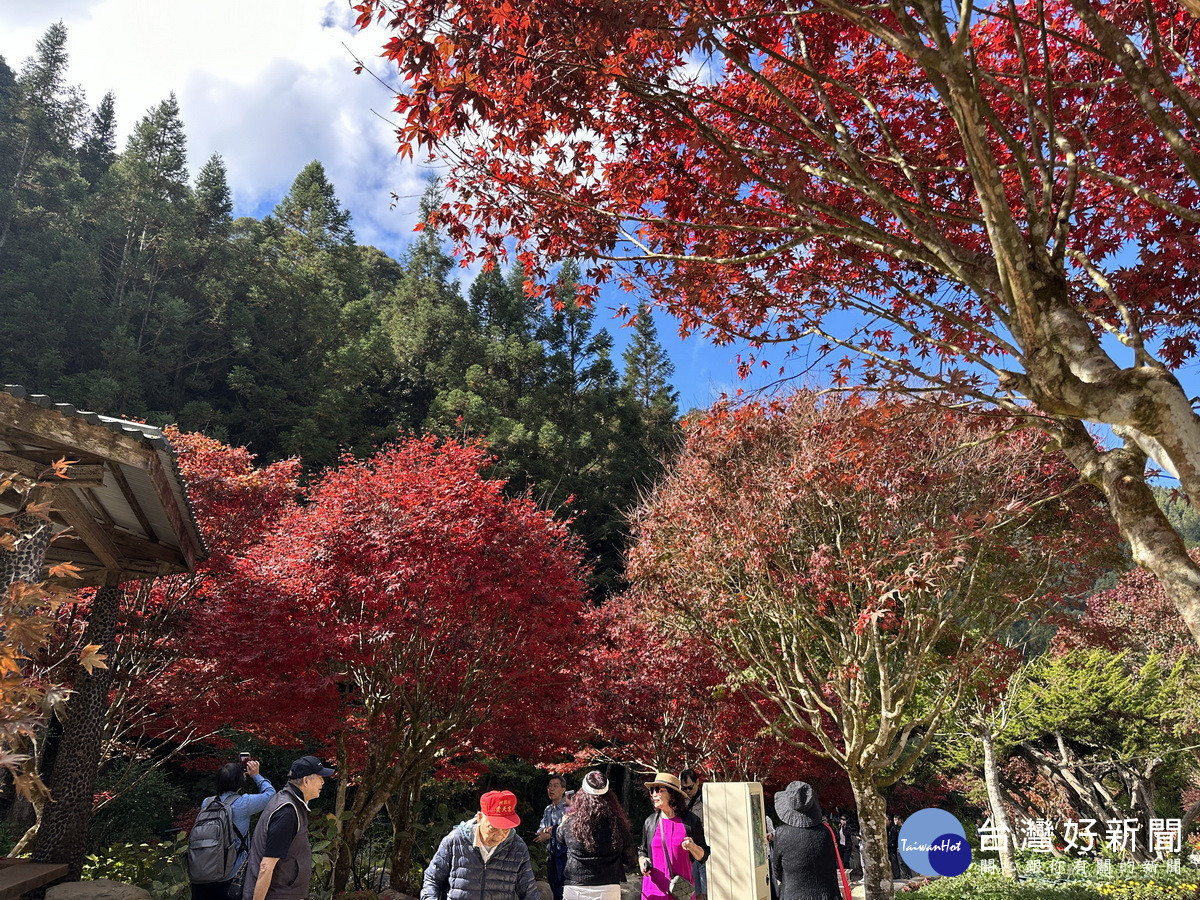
[[78, 644, 108, 675]]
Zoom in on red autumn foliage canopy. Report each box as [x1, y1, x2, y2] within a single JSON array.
[[1053, 552, 1200, 664], [569, 589, 851, 804], [626, 395, 1115, 776], [356, 0, 1200, 367], [48, 429, 304, 767], [185, 436, 588, 769], [356, 0, 1200, 650]]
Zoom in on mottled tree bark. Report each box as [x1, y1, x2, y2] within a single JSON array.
[[848, 776, 894, 900], [33, 582, 123, 879], [0, 489, 55, 590]]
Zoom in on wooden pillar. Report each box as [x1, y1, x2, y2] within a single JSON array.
[[33, 579, 123, 879]]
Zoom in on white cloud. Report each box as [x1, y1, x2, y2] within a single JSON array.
[[0, 0, 428, 257]]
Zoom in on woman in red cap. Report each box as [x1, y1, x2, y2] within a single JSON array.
[[637, 772, 708, 900]]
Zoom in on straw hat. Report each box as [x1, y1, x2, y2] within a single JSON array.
[[644, 771, 686, 797]]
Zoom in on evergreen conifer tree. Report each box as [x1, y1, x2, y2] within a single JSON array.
[[193, 154, 233, 240], [0, 26, 92, 391], [620, 302, 680, 460], [223, 161, 364, 465], [78, 90, 116, 187]]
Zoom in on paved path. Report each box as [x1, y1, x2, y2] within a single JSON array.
[[853, 878, 916, 898]]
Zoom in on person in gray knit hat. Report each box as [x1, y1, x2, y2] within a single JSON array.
[[771, 782, 843, 900]]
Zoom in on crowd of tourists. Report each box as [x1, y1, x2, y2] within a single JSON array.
[[185, 757, 907, 900]]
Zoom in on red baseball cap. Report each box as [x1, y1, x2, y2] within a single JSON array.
[[480, 790, 521, 828]]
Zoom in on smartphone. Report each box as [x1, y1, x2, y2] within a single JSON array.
[[239, 752, 250, 767]]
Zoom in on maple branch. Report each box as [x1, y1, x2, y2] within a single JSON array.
[[1065, 249, 1149, 359], [1066, 0, 1200, 183], [1080, 165, 1200, 224]]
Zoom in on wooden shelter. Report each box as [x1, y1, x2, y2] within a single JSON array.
[[0, 384, 207, 884], [0, 384, 206, 585]]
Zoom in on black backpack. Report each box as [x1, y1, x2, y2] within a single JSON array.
[[188, 795, 247, 884]]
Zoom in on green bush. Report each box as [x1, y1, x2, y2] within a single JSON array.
[[902, 872, 1104, 899], [88, 764, 189, 849], [82, 831, 189, 900], [904, 870, 1200, 900]]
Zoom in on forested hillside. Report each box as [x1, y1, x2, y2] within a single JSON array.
[[0, 24, 681, 591]]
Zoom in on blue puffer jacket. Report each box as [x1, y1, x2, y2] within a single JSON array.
[[420, 820, 540, 900]]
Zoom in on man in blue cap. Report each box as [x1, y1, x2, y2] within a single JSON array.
[[243, 755, 335, 900]]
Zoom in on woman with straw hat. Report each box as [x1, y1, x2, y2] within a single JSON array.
[[637, 772, 708, 900]]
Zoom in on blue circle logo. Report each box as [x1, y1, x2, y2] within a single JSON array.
[[898, 809, 972, 877]]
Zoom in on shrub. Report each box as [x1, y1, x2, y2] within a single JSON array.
[[82, 832, 189, 900], [904, 870, 1200, 900], [903, 872, 1103, 899]]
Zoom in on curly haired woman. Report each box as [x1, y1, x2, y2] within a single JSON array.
[[559, 771, 637, 900]]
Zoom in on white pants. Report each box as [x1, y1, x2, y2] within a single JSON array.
[[563, 885, 621, 900]]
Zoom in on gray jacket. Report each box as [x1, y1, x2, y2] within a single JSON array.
[[420, 820, 539, 900]]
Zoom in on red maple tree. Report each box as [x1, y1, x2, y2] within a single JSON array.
[[626, 393, 1114, 897], [187, 436, 588, 891], [355, 0, 1200, 646], [570, 589, 851, 805], [1054, 553, 1200, 664]]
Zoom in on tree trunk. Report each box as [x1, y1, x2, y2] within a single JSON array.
[[330, 790, 355, 894], [0, 489, 55, 590], [1055, 403, 1200, 648], [980, 726, 1017, 878], [1014, 741, 1154, 861], [1180, 792, 1200, 855], [0, 134, 32, 253], [848, 775, 893, 900], [332, 766, 401, 894], [33, 582, 123, 879], [334, 734, 348, 826], [622, 763, 631, 815], [387, 779, 421, 893]]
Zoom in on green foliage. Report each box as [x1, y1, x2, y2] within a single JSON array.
[[82, 831, 189, 900], [620, 301, 680, 462], [88, 763, 189, 849], [310, 811, 352, 899], [1156, 487, 1200, 549], [1005, 650, 1182, 757], [0, 820, 16, 856], [903, 872, 1102, 898]]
